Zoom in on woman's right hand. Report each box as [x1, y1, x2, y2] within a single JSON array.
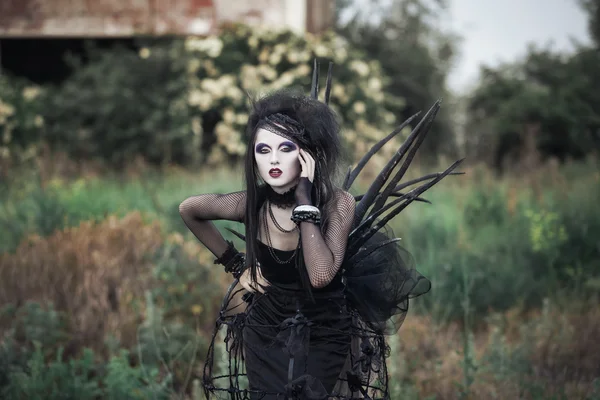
[[239, 263, 270, 294]]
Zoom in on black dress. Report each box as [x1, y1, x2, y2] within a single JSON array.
[[202, 232, 430, 399], [243, 241, 351, 398]]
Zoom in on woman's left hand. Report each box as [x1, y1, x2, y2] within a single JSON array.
[[239, 263, 270, 294], [298, 149, 315, 183]]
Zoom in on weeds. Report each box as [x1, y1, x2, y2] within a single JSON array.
[[1, 159, 599, 398]]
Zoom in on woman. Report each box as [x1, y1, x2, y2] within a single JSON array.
[[180, 63, 460, 399]]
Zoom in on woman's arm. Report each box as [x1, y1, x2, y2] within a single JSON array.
[[298, 190, 355, 288], [178, 191, 246, 258]]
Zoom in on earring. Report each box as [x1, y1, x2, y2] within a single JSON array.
[[315, 171, 322, 207], [316, 187, 321, 207]]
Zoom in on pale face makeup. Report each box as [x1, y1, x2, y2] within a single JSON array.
[[254, 128, 301, 193]]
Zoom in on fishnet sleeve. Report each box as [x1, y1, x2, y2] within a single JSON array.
[[179, 191, 246, 258], [299, 190, 355, 289]]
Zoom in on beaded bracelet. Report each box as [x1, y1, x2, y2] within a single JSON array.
[[294, 205, 320, 212], [291, 210, 321, 225], [214, 241, 247, 279]]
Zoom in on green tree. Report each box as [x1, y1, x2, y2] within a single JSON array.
[[465, 0, 600, 172], [466, 44, 600, 172], [580, 0, 600, 46], [336, 0, 461, 159]]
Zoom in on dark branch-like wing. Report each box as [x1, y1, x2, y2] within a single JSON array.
[[368, 101, 441, 217], [345, 238, 403, 266], [353, 101, 441, 228], [343, 112, 421, 191], [310, 59, 319, 100], [389, 171, 465, 193], [324, 62, 334, 105], [348, 158, 463, 254], [226, 227, 246, 242]]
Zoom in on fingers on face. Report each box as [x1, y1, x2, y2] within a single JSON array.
[[298, 149, 316, 178], [299, 151, 306, 163]]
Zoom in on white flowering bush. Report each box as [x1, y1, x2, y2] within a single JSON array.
[[179, 23, 405, 166], [6, 24, 406, 168], [0, 75, 46, 167]]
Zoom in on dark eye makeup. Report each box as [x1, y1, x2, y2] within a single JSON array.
[[280, 141, 297, 151], [255, 143, 269, 153], [255, 141, 298, 153]]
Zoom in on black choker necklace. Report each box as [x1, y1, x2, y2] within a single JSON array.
[[265, 185, 296, 208]]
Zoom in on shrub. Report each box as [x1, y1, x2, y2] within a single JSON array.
[[388, 299, 600, 399], [0, 210, 232, 394], [43, 43, 192, 167], [32, 25, 404, 168], [397, 161, 600, 321], [0, 74, 46, 176], [0, 177, 72, 253], [180, 24, 404, 167], [1, 342, 171, 400], [0, 212, 164, 356]]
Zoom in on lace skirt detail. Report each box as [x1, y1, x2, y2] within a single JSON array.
[[203, 235, 430, 399], [203, 285, 396, 399]]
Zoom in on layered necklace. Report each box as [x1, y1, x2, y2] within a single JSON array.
[[262, 201, 300, 264]]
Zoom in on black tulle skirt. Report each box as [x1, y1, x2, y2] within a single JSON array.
[[202, 232, 431, 399]]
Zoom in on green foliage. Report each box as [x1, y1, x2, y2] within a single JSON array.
[[0, 168, 244, 253], [4, 161, 599, 325], [466, 44, 600, 168], [477, 298, 595, 400], [43, 42, 191, 167], [0, 262, 200, 398], [2, 161, 599, 397], [104, 350, 171, 400], [0, 179, 72, 253], [4, 25, 404, 168], [7, 302, 69, 352], [135, 294, 199, 382], [3, 345, 101, 400], [580, 0, 600, 47], [466, 0, 600, 167], [132, 240, 234, 387], [398, 162, 600, 321], [152, 242, 222, 325], [0, 75, 46, 157], [1, 341, 170, 400]]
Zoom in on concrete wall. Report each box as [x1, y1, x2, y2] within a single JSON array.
[[0, 0, 331, 37]]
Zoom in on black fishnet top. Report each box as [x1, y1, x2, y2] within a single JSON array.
[[178, 190, 355, 288]]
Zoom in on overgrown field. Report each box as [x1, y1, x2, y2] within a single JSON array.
[[1, 158, 599, 399]]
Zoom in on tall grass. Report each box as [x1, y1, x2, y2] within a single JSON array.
[[3, 158, 599, 318], [1, 158, 599, 398]]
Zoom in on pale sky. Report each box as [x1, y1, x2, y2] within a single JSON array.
[[447, 0, 591, 93], [345, 0, 592, 94]]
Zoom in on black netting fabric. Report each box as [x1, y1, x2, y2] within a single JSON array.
[[343, 230, 431, 335], [201, 226, 430, 399]]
